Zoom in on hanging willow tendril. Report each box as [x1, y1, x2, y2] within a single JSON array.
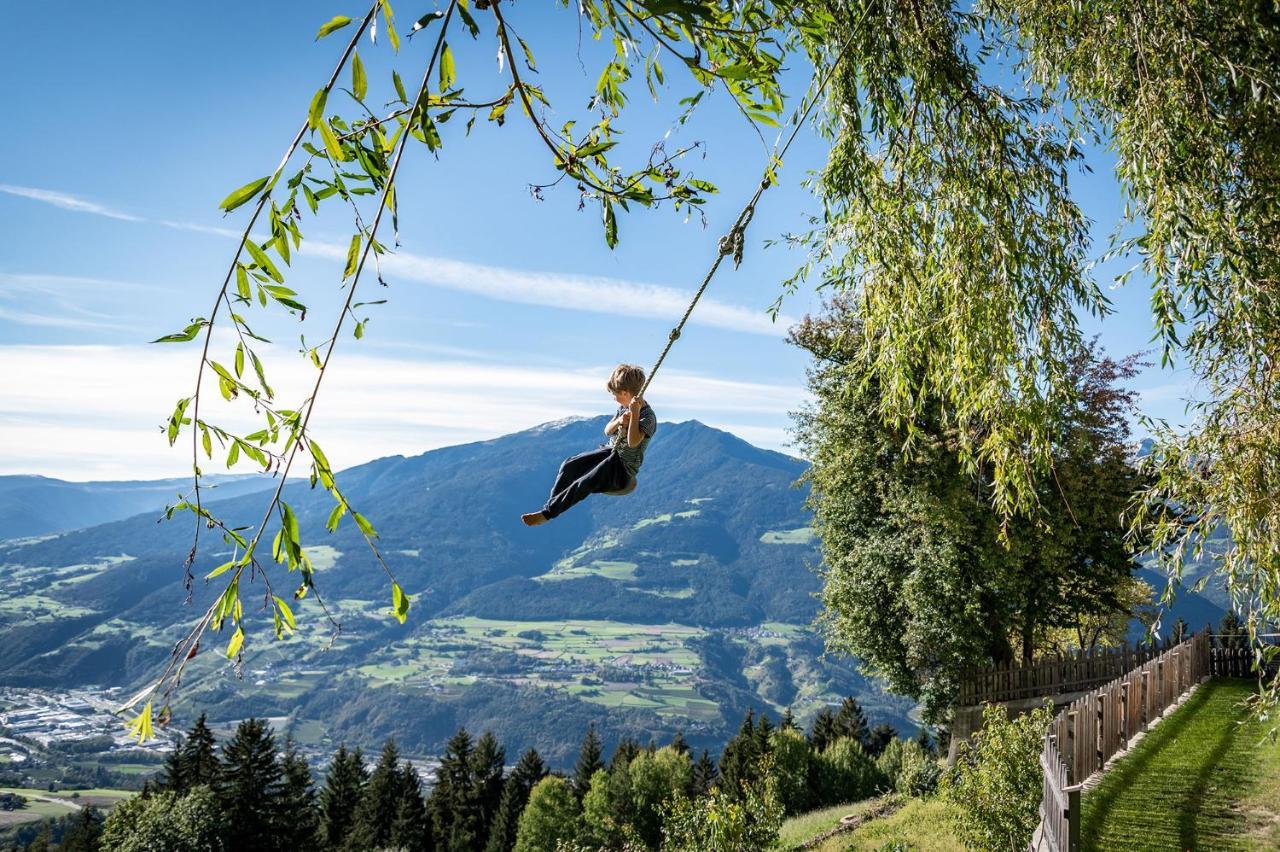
[[126, 0, 817, 739]]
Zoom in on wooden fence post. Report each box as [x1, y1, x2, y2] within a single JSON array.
[[1068, 787, 1081, 851], [1140, 670, 1149, 731], [1095, 693, 1105, 769], [1121, 682, 1130, 746]]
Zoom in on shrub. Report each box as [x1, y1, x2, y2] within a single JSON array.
[[660, 767, 783, 851], [940, 702, 1054, 851], [814, 737, 885, 806]]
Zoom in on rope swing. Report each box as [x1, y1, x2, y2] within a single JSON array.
[[634, 24, 859, 402]]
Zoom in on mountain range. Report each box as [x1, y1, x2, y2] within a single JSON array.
[[0, 418, 914, 764]]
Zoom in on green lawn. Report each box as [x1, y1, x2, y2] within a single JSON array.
[[1082, 678, 1280, 851]]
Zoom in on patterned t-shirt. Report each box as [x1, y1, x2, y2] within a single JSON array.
[[611, 403, 657, 477]]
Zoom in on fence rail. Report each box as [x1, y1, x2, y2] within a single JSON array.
[[1031, 630, 1279, 851], [958, 640, 1180, 706]]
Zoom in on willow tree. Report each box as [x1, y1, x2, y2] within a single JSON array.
[[129, 0, 835, 737], [787, 0, 1280, 707], [135, 0, 1280, 736]]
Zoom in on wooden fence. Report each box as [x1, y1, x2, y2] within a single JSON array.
[[1033, 630, 1211, 852], [958, 640, 1179, 706]]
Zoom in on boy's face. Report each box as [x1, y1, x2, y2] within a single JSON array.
[[612, 389, 634, 406]]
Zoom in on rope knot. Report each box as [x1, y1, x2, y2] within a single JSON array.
[[718, 227, 746, 269]]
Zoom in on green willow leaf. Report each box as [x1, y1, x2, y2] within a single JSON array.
[[219, 176, 270, 213], [316, 15, 351, 40], [273, 595, 297, 631], [308, 88, 328, 131], [392, 582, 409, 624], [244, 241, 283, 283], [226, 626, 245, 659], [205, 560, 236, 580], [352, 52, 368, 101], [439, 43, 456, 90], [343, 233, 361, 280], [318, 120, 346, 162]]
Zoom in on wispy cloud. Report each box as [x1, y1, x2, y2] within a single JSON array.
[[0, 343, 806, 479], [0, 184, 143, 222], [3, 182, 796, 336]]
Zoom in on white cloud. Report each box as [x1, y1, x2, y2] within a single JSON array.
[[3, 182, 795, 337], [0, 184, 143, 222], [0, 343, 806, 480]]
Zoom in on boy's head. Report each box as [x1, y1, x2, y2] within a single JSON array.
[[606, 363, 646, 403]]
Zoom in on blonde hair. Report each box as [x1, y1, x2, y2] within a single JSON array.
[[606, 363, 646, 395]]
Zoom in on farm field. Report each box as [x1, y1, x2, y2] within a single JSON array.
[[1081, 678, 1280, 850], [0, 786, 133, 826]]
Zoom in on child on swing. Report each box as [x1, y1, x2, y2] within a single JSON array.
[[522, 364, 658, 526]]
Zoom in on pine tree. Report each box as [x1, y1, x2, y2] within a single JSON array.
[[215, 718, 283, 852], [182, 713, 220, 788], [58, 805, 104, 852], [754, 713, 775, 752], [390, 762, 433, 852], [430, 727, 482, 851], [573, 724, 604, 800], [484, 749, 546, 852], [781, 707, 796, 730], [809, 707, 837, 753], [471, 731, 506, 848], [346, 740, 403, 851], [866, 724, 898, 758], [670, 730, 689, 756], [833, 697, 870, 747], [690, 749, 718, 797], [277, 738, 318, 850], [319, 745, 367, 849], [608, 736, 640, 772], [718, 710, 761, 800], [158, 734, 187, 794]]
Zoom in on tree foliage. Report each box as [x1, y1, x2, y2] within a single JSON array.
[[941, 702, 1055, 852], [792, 298, 1144, 719]]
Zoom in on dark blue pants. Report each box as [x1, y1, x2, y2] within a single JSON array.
[[542, 447, 631, 519]]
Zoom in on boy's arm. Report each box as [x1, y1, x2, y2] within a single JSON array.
[[605, 412, 626, 435], [626, 401, 644, 447]]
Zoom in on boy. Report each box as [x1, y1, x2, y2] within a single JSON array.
[[522, 364, 658, 526]]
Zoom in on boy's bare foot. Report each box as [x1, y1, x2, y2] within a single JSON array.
[[522, 512, 548, 527]]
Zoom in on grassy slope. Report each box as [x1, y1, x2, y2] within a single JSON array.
[[779, 797, 963, 851], [1081, 678, 1280, 851]]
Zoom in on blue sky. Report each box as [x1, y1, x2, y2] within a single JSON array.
[[0, 3, 1190, 480]]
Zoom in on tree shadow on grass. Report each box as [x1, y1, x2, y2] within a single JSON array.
[[1081, 684, 1214, 849]]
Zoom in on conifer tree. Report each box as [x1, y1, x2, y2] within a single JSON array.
[[484, 749, 546, 852], [691, 749, 718, 797], [833, 698, 870, 747], [430, 727, 482, 851], [471, 731, 506, 848], [390, 762, 433, 852], [866, 724, 898, 758], [158, 734, 187, 794], [809, 707, 837, 753], [669, 730, 689, 756], [216, 718, 283, 852], [182, 713, 220, 788], [278, 738, 318, 850], [718, 710, 762, 800], [915, 728, 936, 757], [58, 805, 104, 852], [319, 745, 367, 849], [346, 740, 403, 852], [781, 707, 797, 730], [754, 713, 775, 752], [573, 724, 604, 800], [608, 737, 640, 772]]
